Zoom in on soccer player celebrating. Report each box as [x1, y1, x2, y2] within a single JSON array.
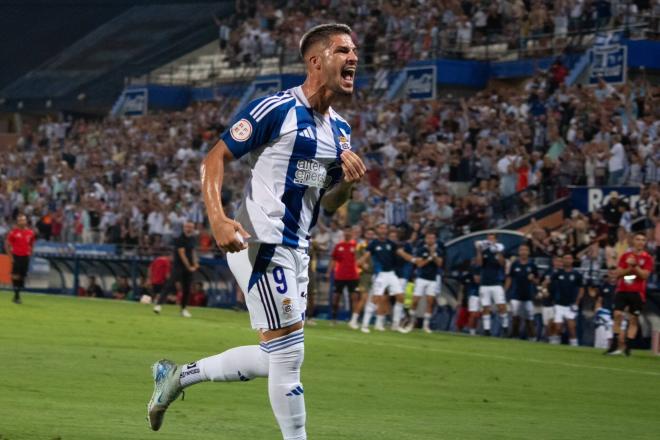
[[475, 233, 507, 336], [329, 227, 360, 325], [358, 223, 413, 332], [606, 233, 654, 356], [5, 214, 36, 304], [505, 244, 538, 339], [550, 254, 584, 346], [147, 24, 365, 440], [405, 231, 444, 333]]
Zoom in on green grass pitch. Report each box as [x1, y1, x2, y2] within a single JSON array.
[[0, 292, 658, 440]]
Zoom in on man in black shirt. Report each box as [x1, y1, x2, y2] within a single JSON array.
[[154, 221, 199, 317], [600, 191, 627, 242]]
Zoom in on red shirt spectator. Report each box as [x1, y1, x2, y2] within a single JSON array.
[[6, 227, 36, 256], [616, 249, 654, 301], [331, 239, 359, 281], [149, 256, 171, 286]]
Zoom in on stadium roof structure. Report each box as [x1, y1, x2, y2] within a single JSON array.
[[0, 0, 233, 113]]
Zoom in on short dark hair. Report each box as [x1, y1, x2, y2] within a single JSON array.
[[299, 23, 352, 59]]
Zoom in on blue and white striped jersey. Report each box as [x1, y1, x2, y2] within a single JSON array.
[[221, 86, 351, 249]]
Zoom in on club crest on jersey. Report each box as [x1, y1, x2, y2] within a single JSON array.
[[230, 118, 252, 142], [282, 298, 293, 315], [339, 136, 351, 150], [294, 159, 332, 188]]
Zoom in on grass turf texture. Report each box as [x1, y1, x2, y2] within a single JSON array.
[[0, 292, 658, 440]]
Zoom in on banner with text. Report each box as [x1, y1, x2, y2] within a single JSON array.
[[253, 79, 282, 98], [112, 88, 148, 117], [569, 186, 641, 214], [589, 32, 627, 85], [404, 66, 436, 100]]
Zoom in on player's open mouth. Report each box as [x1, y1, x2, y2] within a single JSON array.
[[341, 66, 356, 86]]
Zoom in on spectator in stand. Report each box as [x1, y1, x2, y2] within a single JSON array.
[[82, 276, 104, 298], [111, 276, 132, 300], [188, 282, 207, 307]]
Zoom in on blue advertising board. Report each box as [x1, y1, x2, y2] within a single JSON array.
[[589, 32, 627, 85], [114, 88, 148, 116], [404, 66, 436, 100], [253, 78, 282, 98]]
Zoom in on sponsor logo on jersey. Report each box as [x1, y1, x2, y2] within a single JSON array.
[[294, 159, 332, 188], [230, 118, 252, 142]]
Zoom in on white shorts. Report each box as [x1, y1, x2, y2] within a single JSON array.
[[414, 278, 438, 297], [542, 306, 555, 324], [372, 271, 403, 296], [510, 299, 534, 319], [553, 305, 576, 324], [468, 296, 481, 313], [478, 285, 505, 307], [227, 243, 309, 331]]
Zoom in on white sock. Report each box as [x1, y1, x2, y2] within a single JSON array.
[[362, 302, 376, 328], [423, 312, 432, 329], [264, 329, 306, 440], [375, 315, 385, 328], [392, 303, 404, 328], [500, 313, 509, 329], [569, 338, 578, 347], [483, 314, 491, 331], [350, 312, 359, 324], [179, 345, 268, 388], [469, 328, 476, 335]]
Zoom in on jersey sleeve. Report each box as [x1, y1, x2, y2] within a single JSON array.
[[220, 92, 296, 159], [367, 241, 376, 254], [6, 231, 15, 247], [642, 254, 654, 272]]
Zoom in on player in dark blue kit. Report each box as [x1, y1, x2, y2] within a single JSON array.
[[475, 233, 507, 336], [358, 223, 414, 332], [539, 255, 562, 342], [550, 254, 585, 346], [505, 244, 538, 339], [458, 261, 481, 336], [403, 231, 444, 333], [594, 268, 617, 348], [390, 229, 415, 299]]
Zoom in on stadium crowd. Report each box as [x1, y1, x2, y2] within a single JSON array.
[[1, 70, 657, 250], [216, 0, 659, 67], [1, 15, 659, 346]]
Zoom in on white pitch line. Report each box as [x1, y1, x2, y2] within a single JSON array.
[[313, 333, 660, 378]]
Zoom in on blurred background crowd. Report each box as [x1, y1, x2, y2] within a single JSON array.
[[216, 0, 660, 67], [0, 0, 659, 347]]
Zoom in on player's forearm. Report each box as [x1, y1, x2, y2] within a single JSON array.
[[321, 181, 353, 213], [633, 266, 650, 280], [201, 141, 231, 223]]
